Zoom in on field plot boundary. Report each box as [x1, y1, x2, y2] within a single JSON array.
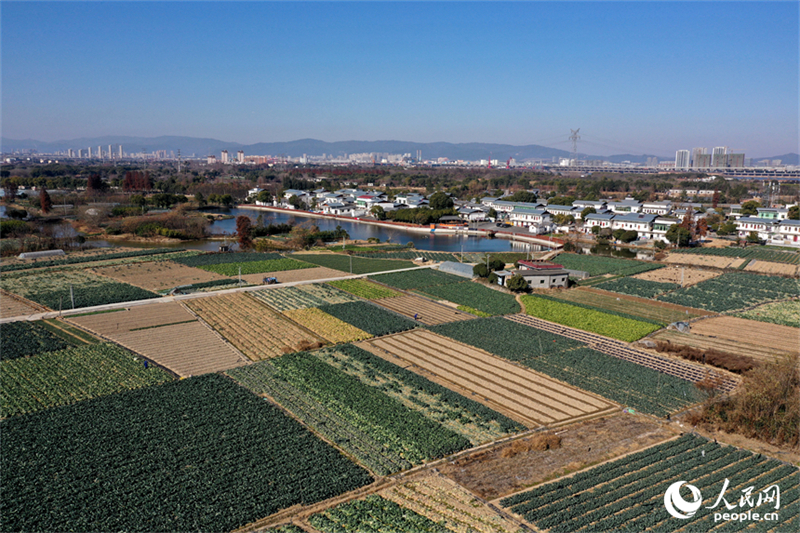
[[505, 314, 739, 393], [359, 329, 617, 428]]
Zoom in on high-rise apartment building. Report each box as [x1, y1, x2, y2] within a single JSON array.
[[221, 150, 229, 164], [87, 147, 92, 158], [119, 145, 124, 158], [237, 151, 244, 164], [694, 154, 712, 168], [675, 150, 691, 169], [691, 147, 707, 167], [712, 146, 728, 167]]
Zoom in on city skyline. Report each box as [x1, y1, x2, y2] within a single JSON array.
[[2, 1, 797, 157]]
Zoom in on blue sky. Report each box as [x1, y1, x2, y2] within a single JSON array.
[[2, 1, 797, 157]]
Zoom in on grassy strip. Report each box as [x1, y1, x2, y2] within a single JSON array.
[[198, 258, 313, 276], [456, 305, 492, 317], [530, 293, 663, 326], [520, 295, 661, 342]]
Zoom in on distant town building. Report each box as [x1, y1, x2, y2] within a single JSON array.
[[237, 150, 244, 164], [221, 150, 229, 164], [675, 150, 690, 169]]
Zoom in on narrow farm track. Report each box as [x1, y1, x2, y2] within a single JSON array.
[[361, 329, 616, 428], [505, 314, 739, 393]]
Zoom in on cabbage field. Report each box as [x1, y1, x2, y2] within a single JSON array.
[[657, 272, 799, 312]]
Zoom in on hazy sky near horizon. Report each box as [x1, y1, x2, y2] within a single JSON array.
[[2, 1, 797, 157]]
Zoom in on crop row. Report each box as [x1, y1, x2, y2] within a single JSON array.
[[319, 301, 418, 336], [1, 270, 159, 310], [250, 283, 360, 311], [230, 351, 470, 470], [520, 295, 661, 342], [198, 257, 314, 276], [0, 248, 180, 272], [371, 268, 466, 290], [171, 251, 283, 267], [430, 318, 701, 416], [554, 253, 663, 277], [593, 277, 678, 299], [291, 253, 415, 274], [309, 495, 454, 533], [0, 321, 77, 360], [658, 272, 798, 312], [673, 246, 800, 265], [0, 343, 172, 418], [327, 278, 402, 299], [502, 434, 798, 533], [0, 374, 373, 532], [417, 282, 521, 316]]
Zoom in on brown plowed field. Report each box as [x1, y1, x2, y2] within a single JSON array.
[[633, 265, 721, 286], [186, 293, 324, 360], [0, 290, 43, 319], [91, 261, 228, 291], [664, 254, 746, 269], [440, 414, 677, 501], [373, 294, 477, 325], [651, 329, 793, 362], [68, 301, 248, 376], [744, 260, 799, 277], [239, 266, 345, 285], [68, 301, 195, 333], [687, 316, 799, 356], [551, 287, 711, 323], [359, 329, 616, 428]]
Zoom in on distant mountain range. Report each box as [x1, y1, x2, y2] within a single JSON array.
[[2, 135, 796, 166]]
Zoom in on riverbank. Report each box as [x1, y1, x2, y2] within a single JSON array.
[[238, 204, 564, 249]]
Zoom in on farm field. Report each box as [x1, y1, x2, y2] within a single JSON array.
[[377, 474, 523, 533], [370, 268, 466, 290], [416, 282, 521, 316], [199, 257, 314, 276], [735, 299, 799, 328], [91, 260, 228, 290], [0, 374, 374, 532], [352, 250, 461, 262], [326, 278, 402, 299], [633, 265, 721, 286], [250, 283, 360, 311], [290, 253, 415, 274], [0, 290, 43, 318], [228, 350, 471, 474], [593, 277, 678, 299], [0, 321, 78, 360], [689, 316, 799, 355], [657, 272, 799, 312], [359, 329, 617, 428], [373, 294, 477, 325], [430, 317, 704, 416], [501, 433, 798, 533], [744, 260, 799, 276], [440, 415, 676, 500], [239, 266, 345, 285], [319, 301, 418, 336], [520, 295, 661, 341], [664, 253, 746, 269], [1, 343, 172, 418], [0, 247, 183, 272], [170, 251, 284, 267], [186, 293, 323, 360], [68, 302, 248, 376], [670, 246, 800, 265], [553, 253, 663, 277], [652, 329, 796, 363], [283, 307, 371, 343], [0, 269, 159, 310], [546, 287, 710, 323]]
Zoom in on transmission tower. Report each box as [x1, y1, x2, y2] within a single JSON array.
[[569, 128, 581, 162]]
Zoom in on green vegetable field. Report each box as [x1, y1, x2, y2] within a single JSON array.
[[672, 246, 800, 264], [171, 251, 283, 267], [250, 283, 360, 311], [502, 434, 799, 532], [371, 268, 465, 290], [327, 278, 402, 299], [1, 343, 173, 418], [0, 374, 373, 532], [416, 282, 520, 316], [594, 277, 678, 299], [310, 495, 453, 533], [291, 253, 415, 274], [319, 301, 417, 336], [553, 253, 663, 277], [0, 321, 77, 360], [521, 295, 661, 341], [198, 257, 314, 276], [657, 272, 799, 312]]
